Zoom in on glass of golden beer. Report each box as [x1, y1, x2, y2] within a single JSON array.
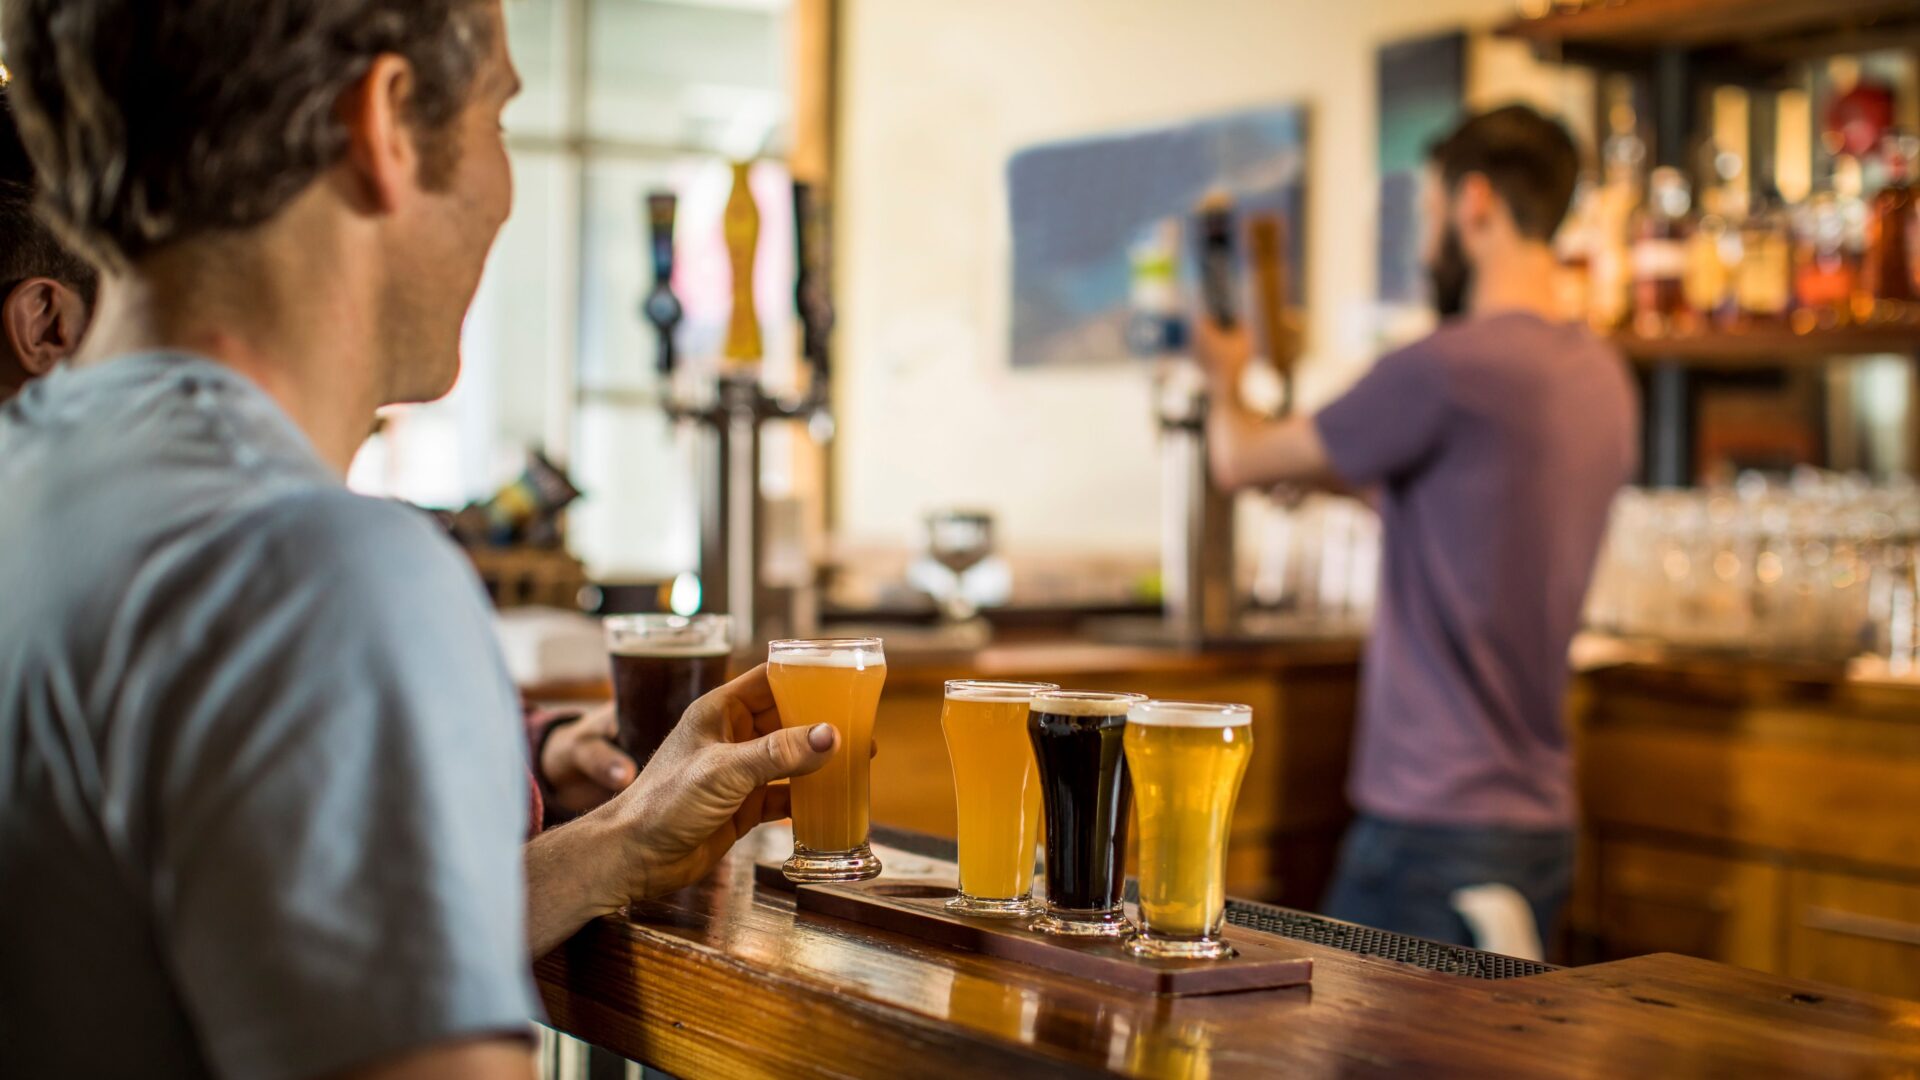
[[1123, 700, 1254, 959], [768, 638, 888, 882], [941, 680, 1058, 916]]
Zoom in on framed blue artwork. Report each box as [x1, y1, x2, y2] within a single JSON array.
[[1008, 104, 1308, 368]]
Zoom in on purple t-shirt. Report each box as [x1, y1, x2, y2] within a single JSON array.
[[1315, 312, 1637, 829]]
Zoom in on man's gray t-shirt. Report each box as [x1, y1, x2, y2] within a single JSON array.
[[1315, 312, 1637, 830], [0, 355, 538, 1079]]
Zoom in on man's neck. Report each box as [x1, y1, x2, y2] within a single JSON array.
[[1468, 240, 1563, 324], [73, 212, 382, 475]]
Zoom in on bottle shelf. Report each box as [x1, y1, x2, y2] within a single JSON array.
[[1613, 323, 1920, 367], [1497, 0, 1920, 55]]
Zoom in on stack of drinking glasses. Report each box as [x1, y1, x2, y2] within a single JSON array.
[[1586, 473, 1920, 666]]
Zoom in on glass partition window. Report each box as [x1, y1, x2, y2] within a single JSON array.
[[352, 0, 794, 581]]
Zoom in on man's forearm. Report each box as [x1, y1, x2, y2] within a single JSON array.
[[524, 815, 626, 958], [1205, 389, 1339, 493]]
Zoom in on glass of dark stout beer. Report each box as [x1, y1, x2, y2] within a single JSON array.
[[1027, 690, 1147, 937], [604, 614, 734, 770]]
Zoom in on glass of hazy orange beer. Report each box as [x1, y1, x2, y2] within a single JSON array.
[[768, 638, 888, 882], [940, 680, 1058, 916], [1123, 699, 1254, 959]]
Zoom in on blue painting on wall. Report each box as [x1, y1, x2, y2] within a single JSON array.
[[1007, 104, 1308, 368]]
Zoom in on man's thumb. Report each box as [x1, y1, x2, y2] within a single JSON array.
[[726, 723, 839, 787]]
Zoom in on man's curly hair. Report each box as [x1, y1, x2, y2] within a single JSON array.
[[2, 0, 494, 267]]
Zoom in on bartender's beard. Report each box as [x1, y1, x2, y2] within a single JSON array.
[[1427, 226, 1473, 321]]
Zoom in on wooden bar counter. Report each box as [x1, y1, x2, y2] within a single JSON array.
[[534, 828, 1920, 1078]]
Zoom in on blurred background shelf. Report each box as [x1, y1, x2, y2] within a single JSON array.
[[1614, 324, 1920, 367], [1498, 0, 1920, 61]]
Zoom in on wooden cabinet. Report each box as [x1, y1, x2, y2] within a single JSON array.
[[1572, 660, 1920, 1002], [1594, 841, 1783, 973], [1785, 871, 1920, 1003]]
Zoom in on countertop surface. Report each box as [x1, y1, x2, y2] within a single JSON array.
[[534, 828, 1920, 1078]]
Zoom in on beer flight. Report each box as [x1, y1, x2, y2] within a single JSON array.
[[607, 617, 1254, 962]]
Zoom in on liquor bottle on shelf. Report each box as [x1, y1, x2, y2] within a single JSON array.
[[1793, 190, 1858, 328], [1631, 166, 1693, 337], [1685, 184, 1736, 329], [1590, 77, 1644, 333], [1737, 189, 1793, 325], [1860, 132, 1919, 318], [1554, 176, 1597, 326]]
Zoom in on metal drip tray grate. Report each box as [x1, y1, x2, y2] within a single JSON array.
[[1220, 900, 1558, 979], [868, 827, 1558, 980]]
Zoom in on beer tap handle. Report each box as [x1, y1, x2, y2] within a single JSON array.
[[792, 180, 835, 389], [1247, 213, 1299, 417], [1193, 194, 1239, 331], [723, 161, 764, 368], [642, 192, 683, 380]]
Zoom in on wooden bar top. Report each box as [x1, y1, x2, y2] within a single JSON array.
[[534, 829, 1920, 1078]]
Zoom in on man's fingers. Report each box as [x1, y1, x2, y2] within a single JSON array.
[[578, 703, 618, 738], [723, 664, 775, 715], [755, 783, 793, 824], [574, 735, 637, 790], [719, 724, 837, 789]]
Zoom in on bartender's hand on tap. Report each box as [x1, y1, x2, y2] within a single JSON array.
[[524, 664, 840, 956], [1193, 312, 1255, 403], [1190, 313, 1340, 494]]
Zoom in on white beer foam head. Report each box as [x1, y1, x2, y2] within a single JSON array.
[[1128, 700, 1253, 728], [945, 680, 1058, 704], [1030, 691, 1147, 717], [769, 639, 885, 669], [610, 641, 732, 658], [604, 615, 731, 657]]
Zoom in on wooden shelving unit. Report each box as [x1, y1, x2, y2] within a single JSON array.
[[1613, 324, 1920, 367], [1494, 0, 1920, 483], [1497, 0, 1920, 62]]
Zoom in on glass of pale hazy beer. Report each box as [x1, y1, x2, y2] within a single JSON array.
[[941, 680, 1058, 916], [604, 614, 734, 770], [1028, 690, 1147, 937], [1124, 700, 1254, 959], [768, 638, 888, 882]]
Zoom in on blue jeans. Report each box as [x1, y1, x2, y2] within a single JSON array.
[[1321, 814, 1575, 948]]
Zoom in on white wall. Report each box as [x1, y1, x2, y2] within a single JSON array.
[[834, 0, 1585, 555]]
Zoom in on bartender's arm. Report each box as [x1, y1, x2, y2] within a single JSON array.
[[1196, 315, 1447, 495], [1192, 316, 1341, 493]]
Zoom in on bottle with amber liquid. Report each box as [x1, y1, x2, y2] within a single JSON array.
[[1793, 190, 1857, 327], [1632, 167, 1693, 337], [1860, 133, 1919, 319], [1737, 188, 1793, 325], [1685, 185, 1736, 329]]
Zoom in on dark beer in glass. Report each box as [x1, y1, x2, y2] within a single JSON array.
[[1027, 690, 1146, 936], [605, 614, 734, 769]]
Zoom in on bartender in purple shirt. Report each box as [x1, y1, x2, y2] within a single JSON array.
[[1196, 105, 1638, 946]]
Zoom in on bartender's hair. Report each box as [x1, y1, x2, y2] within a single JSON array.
[[0, 88, 97, 306], [0, 0, 495, 268], [1428, 105, 1579, 242]]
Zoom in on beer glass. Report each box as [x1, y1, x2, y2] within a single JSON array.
[[1028, 690, 1146, 937], [941, 680, 1058, 916], [1124, 700, 1254, 960], [768, 638, 887, 881], [604, 614, 734, 769]]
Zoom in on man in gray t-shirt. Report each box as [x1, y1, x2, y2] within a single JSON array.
[[1, 3, 841, 1078], [1198, 106, 1637, 948]]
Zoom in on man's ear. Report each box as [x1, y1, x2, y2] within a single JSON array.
[[1454, 173, 1495, 233], [337, 54, 425, 215], [3, 278, 88, 377]]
